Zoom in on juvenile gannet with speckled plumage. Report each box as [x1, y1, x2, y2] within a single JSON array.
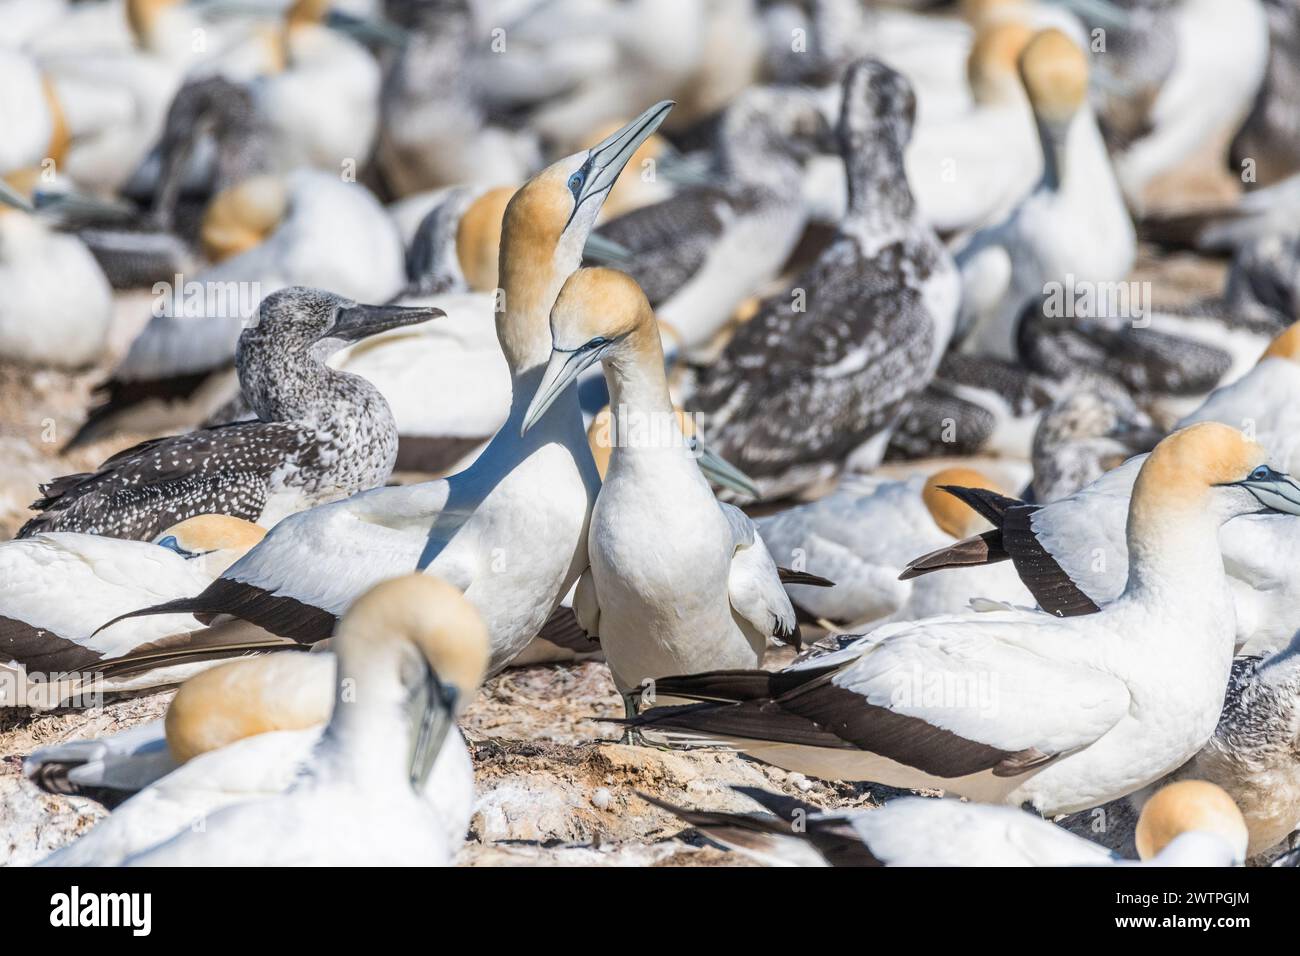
[[22, 288, 438, 541], [0, 170, 113, 369], [1029, 385, 1162, 502], [521, 268, 796, 721], [29, 595, 482, 865], [115, 105, 675, 676], [631, 424, 1300, 815], [69, 170, 407, 448], [757, 468, 1033, 631], [0, 515, 266, 709], [683, 59, 960, 501], [956, 28, 1135, 361], [647, 779, 1251, 867], [114, 574, 486, 866]]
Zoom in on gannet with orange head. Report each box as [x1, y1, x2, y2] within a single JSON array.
[[32, 577, 485, 865], [0, 515, 268, 710], [113, 574, 487, 865], [956, 28, 1135, 361], [643, 778, 1250, 867], [757, 467, 1033, 630], [111, 105, 675, 679], [522, 267, 794, 727], [629, 424, 1300, 815]]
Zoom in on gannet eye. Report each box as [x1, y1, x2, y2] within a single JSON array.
[[1250, 466, 1270, 482], [156, 535, 198, 558], [567, 170, 586, 197], [586, 336, 608, 349]]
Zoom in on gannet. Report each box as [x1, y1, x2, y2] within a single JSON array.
[[29, 624, 482, 865], [1112, 0, 1269, 209], [1084, 0, 1178, 157], [520, 267, 796, 720], [904, 431, 1300, 656], [683, 59, 960, 501], [116, 105, 675, 675], [596, 86, 823, 355], [646, 779, 1250, 867], [905, 21, 1040, 234], [956, 28, 1135, 361], [630, 424, 1300, 814], [22, 288, 438, 540], [0, 515, 266, 708], [756, 468, 1032, 631], [116, 574, 487, 865], [68, 170, 407, 448], [0, 170, 113, 369]]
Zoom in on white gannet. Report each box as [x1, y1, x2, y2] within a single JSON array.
[[117, 574, 487, 866], [68, 170, 407, 448], [904, 420, 1300, 655], [630, 424, 1300, 815], [22, 289, 438, 541], [646, 779, 1250, 867], [0, 49, 55, 176], [0, 170, 113, 369], [683, 59, 960, 501], [757, 468, 1033, 631], [0, 515, 266, 708], [115, 105, 675, 674], [1112, 0, 1269, 210], [519, 267, 796, 720], [956, 28, 1135, 361], [28, 618, 482, 865], [596, 86, 822, 355], [905, 21, 1040, 234]]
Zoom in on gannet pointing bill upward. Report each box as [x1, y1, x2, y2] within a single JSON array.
[[521, 267, 796, 722]]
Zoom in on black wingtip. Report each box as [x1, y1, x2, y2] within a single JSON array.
[[777, 567, 835, 588], [91, 596, 207, 637]]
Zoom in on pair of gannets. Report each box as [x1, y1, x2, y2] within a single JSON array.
[[116, 105, 675, 676], [955, 28, 1135, 361], [69, 169, 407, 447], [0, 171, 113, 369], [519, 267, 797, 720], [0, 515, 266, 708], [681, 59, 959, 501], [22, 288, 437, 541], [632, 424, 1300, 815], [756, 469, 1032, 631], [649, 779, 1253, 867], [32, 574, 488, 866]]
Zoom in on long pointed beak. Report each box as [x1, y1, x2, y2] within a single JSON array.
[[1236, 469, 1300, 516], [694, 440, 760, 499], [331, 303, 443, 342], [522, 345, 606, 435], [581, 100, 675, 206], [409, 667, 456, 789]]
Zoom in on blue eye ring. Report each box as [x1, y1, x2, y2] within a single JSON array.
[[567, 170, 586, 197], [1250, 466, 1270, 481]]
